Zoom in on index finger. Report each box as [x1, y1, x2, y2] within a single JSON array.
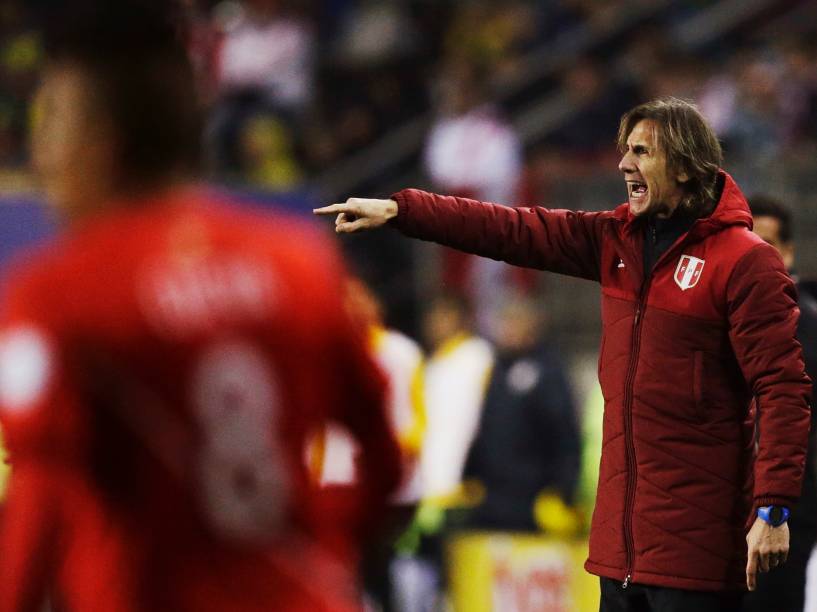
[[746, 552, 758, 591], [313, 203, 348, 216]]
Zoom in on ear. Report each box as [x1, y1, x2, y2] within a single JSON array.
[[676, 169, 690, 184]]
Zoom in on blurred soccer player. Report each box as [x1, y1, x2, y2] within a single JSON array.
[[0, 2, 400, 611]]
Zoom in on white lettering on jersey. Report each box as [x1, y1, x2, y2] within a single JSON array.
[[192, 339, 291, 542], [0, 326, 53, 413], [139, 257, 275, 336]]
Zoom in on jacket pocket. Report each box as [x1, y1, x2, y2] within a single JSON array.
[[692, 350, 705, 419]]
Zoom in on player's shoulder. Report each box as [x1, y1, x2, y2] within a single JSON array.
[[0, 233, 76, 310]]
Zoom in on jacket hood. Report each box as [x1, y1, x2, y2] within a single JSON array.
[[612, 171, 753, 235]]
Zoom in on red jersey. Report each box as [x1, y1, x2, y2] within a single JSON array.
[[0, 190, 401, 612]]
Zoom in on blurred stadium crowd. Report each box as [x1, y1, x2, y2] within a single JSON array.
[[0, 0, 815, 188], [2, 0, 817, 341], [1, 0, 817, 610]]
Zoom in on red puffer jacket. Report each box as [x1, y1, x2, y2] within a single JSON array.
[[391, 171, 811, 591]]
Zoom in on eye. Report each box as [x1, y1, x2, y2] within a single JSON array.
[[633, 145, 648, 155]]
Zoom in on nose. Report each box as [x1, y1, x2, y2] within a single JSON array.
[[618, 150, 635, 174]]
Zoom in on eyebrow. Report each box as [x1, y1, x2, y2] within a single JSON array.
[[628, 142, 649, 151]]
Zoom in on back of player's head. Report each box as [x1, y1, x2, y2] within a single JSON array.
[[749, 195, 793, 244], [39, 0, 201, 187]]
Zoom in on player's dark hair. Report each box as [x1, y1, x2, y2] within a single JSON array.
[[40, 0, 201, 188], [618, 97, 723, 218], [749, 195, 793, 243]]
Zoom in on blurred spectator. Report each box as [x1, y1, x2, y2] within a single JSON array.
[[444, 1, 542, 82], [775, 39, 815, 147], [418, 292, 493, 503], [617, 23, 676, 87], [182, 0, 222, 104], [390, 292, 493, 612], [548, 56, 639, 159], [332, 0, 418, 68], [729, 54, 786, 162], [518, 144, 566, 207], [462, 293, 581, 532], [215, 0, 314, 111], [697, 57, 740, 137], [639, 55, 703, 102], [425, 59, 520, 204], [423, 58, 524, 337], [237, 113, 303, 190], [208, 0, 314, 174], [0, 1, 41, 167]]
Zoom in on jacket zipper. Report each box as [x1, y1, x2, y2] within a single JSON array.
[[622, 279, 650, 588], [620, 219, 700, 588]]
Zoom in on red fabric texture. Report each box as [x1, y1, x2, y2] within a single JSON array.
[[392, 171, 811, 591], [0, 192, 401, 611]]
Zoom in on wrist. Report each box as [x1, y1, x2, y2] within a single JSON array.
[[385, 199, 398, 220], [757, 505, 790, 527]]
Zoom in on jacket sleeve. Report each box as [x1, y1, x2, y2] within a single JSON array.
[[726, 243, 812, 509], [391, 189, 605, 281]]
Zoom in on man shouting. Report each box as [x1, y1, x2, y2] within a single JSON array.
[[315, 97, 812, 612]]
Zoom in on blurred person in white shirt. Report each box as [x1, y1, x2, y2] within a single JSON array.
[[215, 0, 314, 111], [423, 59, 523, 338]]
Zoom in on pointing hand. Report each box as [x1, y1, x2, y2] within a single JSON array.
[[313, 198, 398, 233]]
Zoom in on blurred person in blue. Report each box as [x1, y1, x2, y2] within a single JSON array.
[[462, 292, 581, 533], [744, 195, 817, 612]]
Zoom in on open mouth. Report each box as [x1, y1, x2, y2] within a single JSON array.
[[628, 181, 647, 197]]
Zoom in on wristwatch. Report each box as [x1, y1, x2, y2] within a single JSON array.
[[757, 505, 790, 527]]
